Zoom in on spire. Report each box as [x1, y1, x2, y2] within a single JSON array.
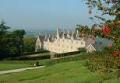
[[36, 35, 41, 42], [48, 34, 51, 38], [44, 35, 47, 40], [62, 31, 65, 39], [57, 28, 60, 39], [67, 30, 70, 38], [71, 32, 74, 40], [47, 38, 50, 42], [76, 30, 79, 38], [47, 34, 51, 42]]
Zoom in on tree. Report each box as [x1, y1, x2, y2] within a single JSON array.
[[76, 24, 91, 36], [0, 21, 10, 35], [0, 21, 10, 58], [0, 21, 26, 59], [86, 0, 120, 20], [24, 37, 36, 53], [12, 30, 26, 56], [86, 0, 120, 52], [91, 24, 103, 37]]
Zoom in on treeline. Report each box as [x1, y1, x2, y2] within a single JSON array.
[[0, 21, 36, 59]]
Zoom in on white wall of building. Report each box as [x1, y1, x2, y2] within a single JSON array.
[[35, 28, 95, 54]]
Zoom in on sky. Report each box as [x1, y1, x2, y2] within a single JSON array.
[[0, 0, 96, 31]]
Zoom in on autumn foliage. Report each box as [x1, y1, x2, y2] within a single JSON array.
[[102, 25, 111, 36]]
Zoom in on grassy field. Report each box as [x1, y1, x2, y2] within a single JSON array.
[[0, 59, 53, 71], [0, 52, 86, 71], [0, 63, 30, 71], [0, 60, 120, 83], [0, 61, 33, 71], [0, 60, 104, 83], [0, 54, 120, 83]]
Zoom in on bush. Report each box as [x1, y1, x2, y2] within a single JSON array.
[[51, 51, 82, 59], [9, 53, 50, 60], [84, 51, 120, 80], [24, 50, 49, 55]]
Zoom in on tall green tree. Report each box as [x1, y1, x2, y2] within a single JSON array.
[[0, 21, 10, 58], [12, 30, 26, 56], [0, 21, 10, 35], [0, 21, 26, 59]]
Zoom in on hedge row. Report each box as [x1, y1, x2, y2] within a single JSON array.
[[23, 50, 50, 55]]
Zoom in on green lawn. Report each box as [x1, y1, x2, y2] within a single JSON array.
[[0, 53, 87, 71], [0, 59, 51, 71], [0, 61, 33, 71], [0, 63, 30, 71], [0, 60, 120, 83], [0, 61, 103, 83]]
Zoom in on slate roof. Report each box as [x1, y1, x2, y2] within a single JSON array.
[[93, 37, 113, 51]]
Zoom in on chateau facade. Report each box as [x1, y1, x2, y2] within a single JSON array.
[[35, 28, 96, 53]]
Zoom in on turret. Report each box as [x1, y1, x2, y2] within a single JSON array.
[[44, 35, 47, 41], [76, 30, 79, 38], [47, 34, 51, 42], [71, 32, 74, 40], [62, 31, 65, 39], [35, 35, 43, 52], [57, 28, 60, 39], [67, 30, 70, 38]]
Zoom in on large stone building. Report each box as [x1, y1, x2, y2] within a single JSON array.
[[35, 28, 96, 53]]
